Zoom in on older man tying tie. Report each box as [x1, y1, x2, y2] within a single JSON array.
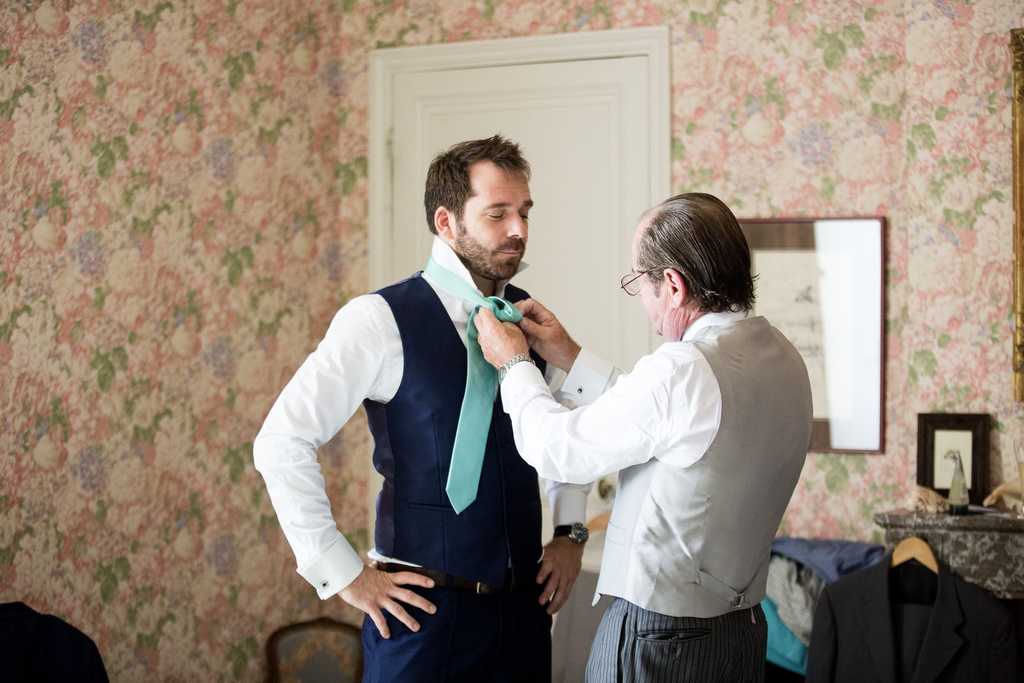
[[476, 192, 814, 683]]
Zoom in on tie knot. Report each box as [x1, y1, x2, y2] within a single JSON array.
[[488, 297, 523, 323]]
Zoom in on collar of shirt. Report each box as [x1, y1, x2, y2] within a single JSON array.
[[422, 236, 530, 327], [680, 309, 749, 342]]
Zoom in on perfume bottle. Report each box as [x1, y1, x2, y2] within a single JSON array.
[[947, 450, 969, 515]]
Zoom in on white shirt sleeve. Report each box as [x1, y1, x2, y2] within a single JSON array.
[[253, 294, 402, 599], [558, 347, 620, 405], [538, 350, 614, 526], [500, 346, 722, 485]]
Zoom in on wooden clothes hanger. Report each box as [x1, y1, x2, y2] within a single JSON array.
[[890, 537, 938, 606], [890, 537, 938, 573]]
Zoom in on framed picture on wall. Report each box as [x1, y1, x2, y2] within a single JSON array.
[[738, 217, 885, 453], [916, 413, 991, 506]]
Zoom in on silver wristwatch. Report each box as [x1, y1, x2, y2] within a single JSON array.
[[497, 353, 535, 384]]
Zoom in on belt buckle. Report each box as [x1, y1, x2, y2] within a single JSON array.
[[476, 582, 484, 595], [730, 594, 747, 609]]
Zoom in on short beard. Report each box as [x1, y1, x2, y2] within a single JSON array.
[[453, 218, 525, 282]]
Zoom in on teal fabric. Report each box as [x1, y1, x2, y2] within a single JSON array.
[[422, 256, 524, 514], [762, 597, 808, 675]]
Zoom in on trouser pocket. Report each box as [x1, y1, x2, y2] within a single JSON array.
[[636, 627, 711, 643]]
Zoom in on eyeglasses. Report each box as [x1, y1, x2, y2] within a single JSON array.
[[620, 271, 650, 296]]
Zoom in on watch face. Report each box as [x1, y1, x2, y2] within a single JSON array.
[[571, 523, 589, 543]]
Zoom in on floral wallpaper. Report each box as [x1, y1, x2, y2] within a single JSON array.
[[1, 0, 1022, 680]]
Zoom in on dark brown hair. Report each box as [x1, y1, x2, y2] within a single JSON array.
[[635, 193, 756, 313], [423, 135, 531, 234]]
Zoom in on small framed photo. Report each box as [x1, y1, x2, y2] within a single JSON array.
[[916, 413, 991, 506]]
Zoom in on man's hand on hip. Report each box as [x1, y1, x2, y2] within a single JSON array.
[[536, 536, 585, 615], [339, 564, 437, 638]]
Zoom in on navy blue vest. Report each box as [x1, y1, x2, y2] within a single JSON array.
[[364, 273, 545, 589]]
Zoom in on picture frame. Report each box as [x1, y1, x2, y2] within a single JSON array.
[[1012, 29, 1024, 400], [916, 413, 991, 506], [738, 217, 886, 453]]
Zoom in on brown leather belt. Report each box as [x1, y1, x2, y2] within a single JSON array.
[[376, 562, 512, 595]]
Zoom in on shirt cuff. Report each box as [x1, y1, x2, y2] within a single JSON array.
[[296, 538, 366, 600], [548, 486, 589, 528], [561, 348, 615, 405]]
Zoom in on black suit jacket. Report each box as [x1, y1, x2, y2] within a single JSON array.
[[805, 555, 1019, 683], [0, 602, 110, 683]]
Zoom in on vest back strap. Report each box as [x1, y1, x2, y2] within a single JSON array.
[[698, 570, 749, 609]]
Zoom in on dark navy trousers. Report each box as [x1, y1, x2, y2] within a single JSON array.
[[361, 579, 552, 683]]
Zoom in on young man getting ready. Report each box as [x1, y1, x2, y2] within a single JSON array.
[[255, 135, 592, 682]]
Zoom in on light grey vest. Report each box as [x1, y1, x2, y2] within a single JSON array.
[[594, 316, 812, 618]]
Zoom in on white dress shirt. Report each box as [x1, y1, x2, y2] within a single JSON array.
[[254, 237, 591, 600], [500, 312, 741, 484]]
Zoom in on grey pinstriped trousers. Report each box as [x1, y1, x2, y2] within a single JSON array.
[[585, 598, 767, 683]]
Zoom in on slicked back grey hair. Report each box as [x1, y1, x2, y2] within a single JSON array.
[[635, 193, 756, 313]]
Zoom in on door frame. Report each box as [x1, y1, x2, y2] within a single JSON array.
[[364, 28, 671, 563], [367, 26, 671, 290]]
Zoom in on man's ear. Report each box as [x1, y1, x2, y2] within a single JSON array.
[[434, 206, 457, 244], [662, 268, 688, 307]]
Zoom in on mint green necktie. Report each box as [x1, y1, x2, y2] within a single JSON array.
[[423, 256, 524, 514]]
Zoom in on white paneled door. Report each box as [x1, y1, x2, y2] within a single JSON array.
[[368, 28, 670, 572]]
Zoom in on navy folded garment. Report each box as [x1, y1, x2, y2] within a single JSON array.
[[771, 537, 886, 585]]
